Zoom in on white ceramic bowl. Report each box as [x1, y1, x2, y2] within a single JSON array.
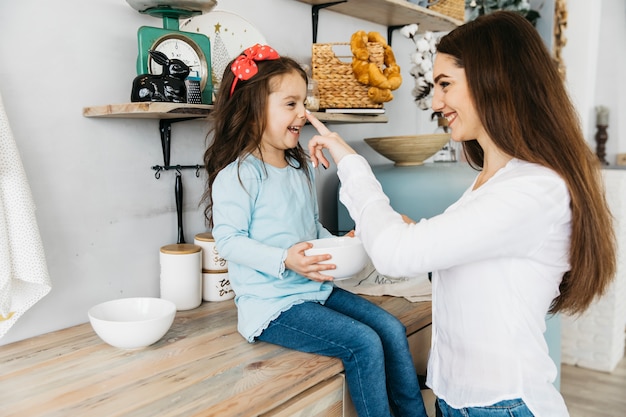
[[88, 297, 176, 349], [305, 237, 368, 279]]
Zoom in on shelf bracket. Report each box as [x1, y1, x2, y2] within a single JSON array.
[[387, 25, 405, 46], [158, 118, 192, 166], [311, 1, 347, 43]]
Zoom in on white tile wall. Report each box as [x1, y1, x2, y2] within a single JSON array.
[[561, 169, 626, 372]]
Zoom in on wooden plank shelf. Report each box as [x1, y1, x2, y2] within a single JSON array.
[[82, 102, 213, 120], [313, 111, 388, 123], [295, 0, 463, 34], [82, 102, 388, 123]]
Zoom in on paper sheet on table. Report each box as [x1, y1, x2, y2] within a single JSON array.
[[334, 259, 431, 303]]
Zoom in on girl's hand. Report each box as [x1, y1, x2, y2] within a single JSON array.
[[306, 111, 357, 169], [285, 241, 336, 282]]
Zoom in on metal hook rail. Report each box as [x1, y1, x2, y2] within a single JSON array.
[[152, 164, 203, 179]]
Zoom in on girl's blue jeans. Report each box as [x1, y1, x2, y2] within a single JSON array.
[[256, 287, 427, 417], [437, 398, 535, 417]]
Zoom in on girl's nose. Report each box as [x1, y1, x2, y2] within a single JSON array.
[[298, 104, 307, 119]]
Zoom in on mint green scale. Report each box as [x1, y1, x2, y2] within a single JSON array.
[[135, 7, 213, 104]]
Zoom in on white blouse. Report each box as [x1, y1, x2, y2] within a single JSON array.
[[337, 155, 571, 416]]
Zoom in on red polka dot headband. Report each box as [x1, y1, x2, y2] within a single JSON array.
[[230, 44, 280, 97]]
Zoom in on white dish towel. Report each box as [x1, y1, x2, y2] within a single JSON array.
[[335, 259, 432, 303], [0, 91, 51, 339]]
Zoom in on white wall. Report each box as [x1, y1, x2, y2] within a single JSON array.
[[594, 0, 625, 161], [0, 0, 621, 344]]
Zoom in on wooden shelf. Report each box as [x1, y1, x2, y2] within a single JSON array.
[[82, 102, 387, 123], [312, 111, 388, 123], [295, 0, 463, 33], [82, 102, 213, 120]]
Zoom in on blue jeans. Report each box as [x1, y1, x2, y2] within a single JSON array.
[[437, 398, 535, 417], [256, 287, 427, 417]]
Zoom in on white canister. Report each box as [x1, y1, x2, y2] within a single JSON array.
[[160, 243, 202, 311], [202, 271, 235, 302], [194, 232, 228, 272]]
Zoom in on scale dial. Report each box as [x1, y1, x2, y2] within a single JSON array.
[[149, 33, 208, 91]]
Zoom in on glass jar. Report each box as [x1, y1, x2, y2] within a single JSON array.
[[433, 116, 457, 162], [305, 79, 320, 112]]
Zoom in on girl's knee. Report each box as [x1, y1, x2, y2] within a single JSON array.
[[388, 315, 407, 335], [351, 326, 384, 356], [378, 314, 407, 341]]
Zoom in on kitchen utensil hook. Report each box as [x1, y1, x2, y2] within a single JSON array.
[[151, 164, 205, 179], [175, 172, 185, 244]]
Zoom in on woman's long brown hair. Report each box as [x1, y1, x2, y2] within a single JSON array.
[[437, 11, 616, 315], [200, 56, 311, 229]]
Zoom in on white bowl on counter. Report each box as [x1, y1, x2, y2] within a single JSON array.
[[305, 236, 368, 279], [88, 297, 176, 349]]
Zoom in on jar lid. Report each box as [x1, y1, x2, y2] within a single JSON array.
[[202, 268, 228, 274], [160, 243, 202, 255], [194, 232, 214, 242]]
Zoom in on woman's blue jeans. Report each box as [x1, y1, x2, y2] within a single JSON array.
[[437, 398, 535, 417], [256, 287, 427, 417]]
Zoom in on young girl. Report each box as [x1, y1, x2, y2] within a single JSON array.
[[201, 44, 427, 417]]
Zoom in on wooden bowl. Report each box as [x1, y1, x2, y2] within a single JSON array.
[[364, 134, 451, 166]]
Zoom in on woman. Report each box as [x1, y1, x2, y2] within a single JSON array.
[[306, 11, 615, 417]]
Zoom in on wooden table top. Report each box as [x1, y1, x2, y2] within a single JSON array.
[[0, 296, 431, 417]]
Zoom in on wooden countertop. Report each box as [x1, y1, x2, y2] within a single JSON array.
[[0, 296, 431, 417]]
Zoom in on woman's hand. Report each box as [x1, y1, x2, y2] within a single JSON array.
[[306, 111, 357, 168], [285, 241, 336, 282], [401, 214, 416, 224]]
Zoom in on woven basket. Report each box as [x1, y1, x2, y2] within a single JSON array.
[[428, 0, 465, 22], [311, 42, 385, 109]]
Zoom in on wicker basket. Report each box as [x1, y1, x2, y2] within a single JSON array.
[[311, 42, 385, 109], [428, 0, 465, 22]]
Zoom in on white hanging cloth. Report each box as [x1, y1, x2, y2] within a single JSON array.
[[0, 91, 51, 339]]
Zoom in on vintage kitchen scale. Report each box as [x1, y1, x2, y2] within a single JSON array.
[[127, 1, 217, 243], [128, 0, 215, 104]]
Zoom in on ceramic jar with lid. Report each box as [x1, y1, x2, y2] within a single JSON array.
[[159, 243, 202, 310], [194, 232, 234, 302], [194, 232, 228, 272], [202, 270, 235, 302]]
